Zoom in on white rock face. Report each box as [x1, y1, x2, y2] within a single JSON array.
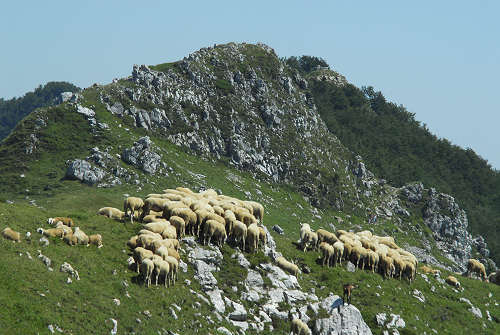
[[313, 296, 372, 335]]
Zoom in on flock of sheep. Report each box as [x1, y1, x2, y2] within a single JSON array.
[[1, 218, 102, 247], [97, 187, 270, 288], [300, 223, 418, 282]]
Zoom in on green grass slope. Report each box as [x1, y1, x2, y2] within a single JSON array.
[[0, 118, 498, 334]]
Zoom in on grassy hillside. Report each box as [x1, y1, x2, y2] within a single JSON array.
[[286, 56, 500, 265], [0, 109, 498, 334]]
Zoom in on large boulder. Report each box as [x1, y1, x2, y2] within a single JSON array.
[[121, 136, 162, 174], [65, 159, 105, 185]]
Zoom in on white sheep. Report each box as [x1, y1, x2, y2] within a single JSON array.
[[332, 241, 344, 266], [89, 234, 103, 248], [72, 227, 89, 246], [169, 216, 186, 239], [124, 197, 144, 223], [140, 258, 154, 287], [466, 258, 487, 281], [301, 230, 318, 252], [97, 207, 125, 221], [319, 242, 334, 267], [133, 247, 154, 273], [316, 228, 339, 245], [231, 220, 247, 250], [290, 318, 311, 335], [164, 255, 179, 283], [48, 217, 74, 227], [152, 258, 171, 287], [37, 228, 64, 239], [276, 256, 300, 277], [246, 223, 260, 253]]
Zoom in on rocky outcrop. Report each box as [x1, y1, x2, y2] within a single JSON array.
[[121, 136, 162, 174], [65, 159, 105, 185]]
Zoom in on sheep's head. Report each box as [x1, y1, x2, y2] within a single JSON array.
[[36, 228, 43, 234], [47, 218, 54, 225]]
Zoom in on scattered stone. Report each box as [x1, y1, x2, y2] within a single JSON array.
[[206, 289, 225, 314], [245, 269, 264, 287], [113, 298, 121, 306], [121, 136, 162, 174], [412, 289, 425, 303], [37, 250, 51, 267], [60, 262, 80, 280], [217, 327, 232, 335], [346, 261, 356, 272], [109, 318, 118, 335], [170, 307, 178, 320], [143, 310, 152, 318], [272, 225, 284, 235], [65, 159, 105, 185], [39, 237, 50, 247]]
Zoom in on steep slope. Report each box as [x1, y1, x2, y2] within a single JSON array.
[[286, 56, 500, 267], [0, 43, 499, 334]]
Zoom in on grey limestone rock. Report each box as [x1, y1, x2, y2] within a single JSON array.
[[121, 136, 162, 174], [206, 289, 225, 314], [245, 269, 264, 287], [65, 159, 105, 185]]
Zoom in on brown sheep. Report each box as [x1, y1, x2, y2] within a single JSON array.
[[89, 234, 103, 248], [466, 259, 487, 281], [246, 223, 260, 253], [97, 207, 125, 221], [316, 228, 339, 245], [48, 217, 74, 227], [445, 275, 461, 288], [276, 256, 300, 277], [2, 227, 21, 242], [169, 216, 186, 239], [319, 242, 334, 267]]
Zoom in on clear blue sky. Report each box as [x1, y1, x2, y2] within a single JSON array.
[[1, 1, 499, 168]]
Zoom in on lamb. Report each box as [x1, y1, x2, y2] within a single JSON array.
[[123, 197, 144, 223], [97, 207, 125, 221], [316, 229, 339, 245], [72, 227, 89, 246], [89, 234, 103, 248], [466, 258, 487, 281], [37, 228, 64, 238], [169, 216, 186, 239], [276, 256, 300, 277], [246, 223, 260, 253], [48, 217, 74, 227], [319, 242, 334, 267], [231, 220, 247, 250], [2, 227, 21, 242], [445, 275, 461, 288], [290, 318, 311, 335], [133, 247, 154, 273], [140, 258, 154, 287]]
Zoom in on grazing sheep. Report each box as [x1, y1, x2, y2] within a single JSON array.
[[290, 318, 311, 335], [366, 250, 379, 273], [342, 241, 354, 261], [143, 221, 170, 235], [162, 201, 188, 218], [445, 275, 461, 288], [151, 239, 180, 253], [332, 241, 344, 266], [231, 220, 247, 250], [176, 186, 195, 194], [37, 228, 64, 239], [169, 207, 197, 236], [63, 234, 78, 246], [167, 247, 181, 261], [258, 225, 267, 248], [2, 227, 21, 242], [316, 229, 339, 245], [244, 201, 264, 223], [169, 216, 186, 239], [48, 217, 74, 227], [246, 223, 260, 253], [403, 262, 416, 283], [350, 246, 368, 269], [140, 198, 170, 221], [419, 265, 439, 275], [89, 234, 103, 248], [379, 255, 395, 279], [301, 230, 318, 252], [466, 259, 487, 281], [138, 230, 163, 240], [319, 242, 334, 267], [140, 258, 154, 287], [54, 222, 72, 237], [133, 247, 154, 273], [161, 225, 177, 240], [299, 223, 311, 242], [127, 235, 139, 249], [203, 220, 226, 247], [123, 197, 144, 223], [235, 209, 257, 227], [212, 205, 225, 217], [276, 256, 300, 277], [224, 210, 237, 237], [97, 207, 125, 221], [141, 214, 164, 223], [152, 258, 171, 287], [72, 227, 89, 246], [392, 256, 406, 280], [164, 255, 179, 283]]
